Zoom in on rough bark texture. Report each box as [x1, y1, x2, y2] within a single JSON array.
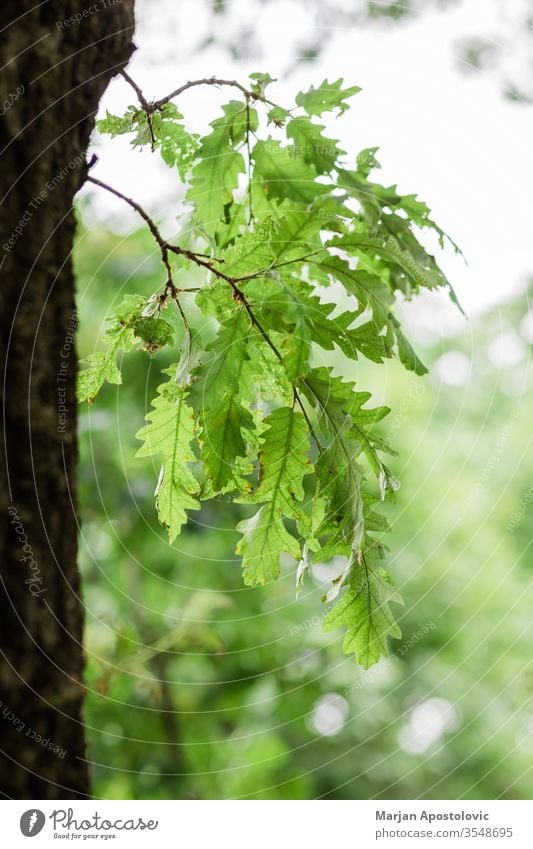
[[0, 0, 134, 798]]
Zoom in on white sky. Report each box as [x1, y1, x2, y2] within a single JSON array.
[[83, 0, 533, 327]]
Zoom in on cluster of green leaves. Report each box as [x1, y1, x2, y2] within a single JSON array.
[[98, 103, 199, 179], [77, 294, 174, 402], [82, 75, 458, 667]]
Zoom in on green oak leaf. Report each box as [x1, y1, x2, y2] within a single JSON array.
[[136, 367, 200, 542], [187, 101, 247, 237], [200, 395, 255, 494], [191, 310, 256, 493], [237, 505, 300, 586], [253, 407, 311, 511], [285, 116, 345, 174], [133, 316, 174, 355], [295, 78, 360, 116], [77, 294, 147, 403], [252, 138, 329, 203], [323, 562, 403, 668]]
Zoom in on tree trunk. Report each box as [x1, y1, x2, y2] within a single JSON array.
[[0, 0, 134, 798]]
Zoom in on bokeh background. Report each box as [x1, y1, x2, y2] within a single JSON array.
[[75, 0, 533, 798]]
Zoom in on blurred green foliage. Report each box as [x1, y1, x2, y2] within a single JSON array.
[[76, 223, 533, 800]]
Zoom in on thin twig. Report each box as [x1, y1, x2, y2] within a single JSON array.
[[87, 175, 167, 260], [86, 175, 190, 328], [86, 176, 235, 286], [120, 68, 151, 111], [273, 249, 325, 269], [152, 77, 261, 111], [120, 70, 281, 119], [120, 69, 156, 150]]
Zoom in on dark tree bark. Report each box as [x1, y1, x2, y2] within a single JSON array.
[[0, 0, 134, 798]]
